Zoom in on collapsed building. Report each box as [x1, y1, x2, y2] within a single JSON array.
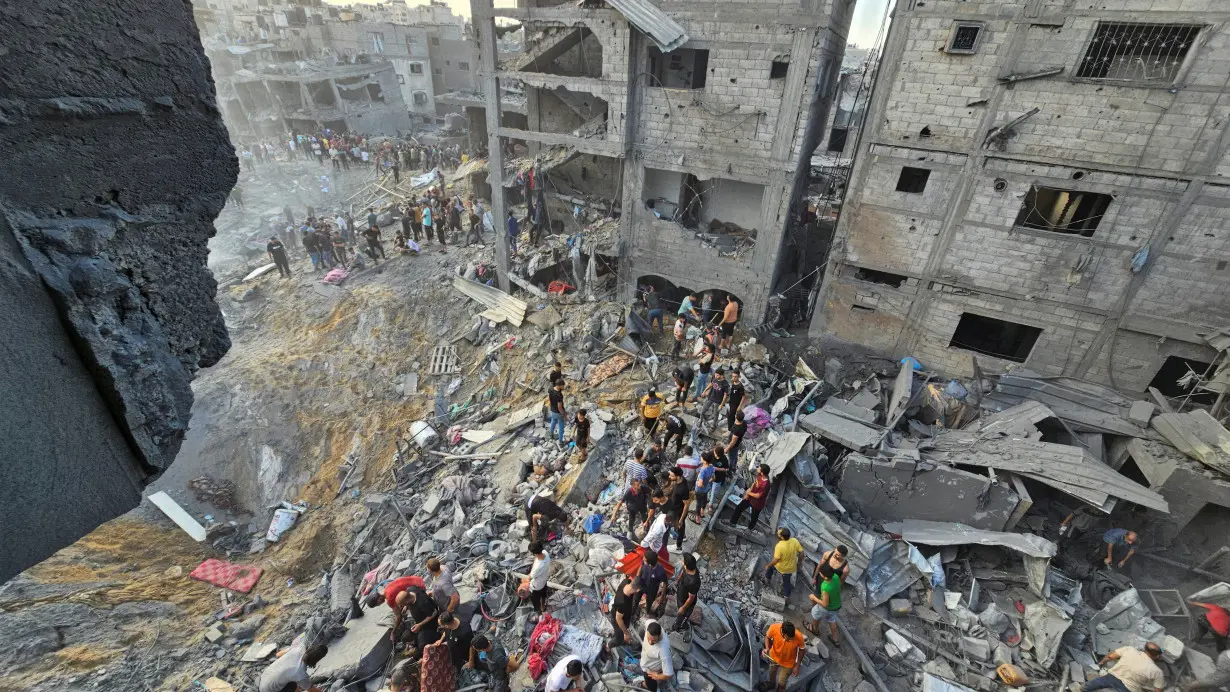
[[470, 0, 854, 323], [811, 0, 1230, 397]]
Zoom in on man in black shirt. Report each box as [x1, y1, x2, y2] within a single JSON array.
[[395, 585, 440, 653], [672, 554, 701, 631], [666, 467, 691, 551], [610, 578, 641, 647], [698, 369, 729, 433], [267, 236, 291, 277], [726, 371, 747, 433], [710, 445, 730, 508], [637, 551, 668, 618], [436, 611, 473, 668], [526, 494, 568, 542], [726, 411, 749, 469], [548, 362, 565, 387], [467, 635, 515, 692], [363, 224, 385, 260], [548, 381, 566, 443], [673, 364, 694, 405], [573, 409, 591, 461], [611, 477, 648, 534], [661, 413, 688, 456]]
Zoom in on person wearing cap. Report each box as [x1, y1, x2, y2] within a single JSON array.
[[1084, 642, 1165, 692], [640, 388, 665, 439]]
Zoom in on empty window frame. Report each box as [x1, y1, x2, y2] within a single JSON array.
[[827, 127, 848, 153], [895, 167, 931, 193], [648, 47, 709, 89], [948, 313, 1042, 363], [1077, 22, 1201, 83], [413, 91, 429, 105], [770, 60, 789, 79], [409, 62, 424, 75], [430, 36, 440, 46], [1015, 185, 1113, 237], [853, 267, 907, 287], [458, 61, 470, 71], [946, 22, 984, 54], [396, 74, 405, 84], [368, 32, 385, 53], [407, 34, 419, 45]]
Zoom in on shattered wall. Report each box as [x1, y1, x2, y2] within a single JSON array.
[[0, 0, 235, 580], [812, 0, 1230, 388], [620, 1, 853, 323], [838, 456, 1023, 531]]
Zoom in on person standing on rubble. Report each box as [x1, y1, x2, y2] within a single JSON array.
[[661, 412, 688, 456], [696, 344, 715, 398], [640, 388, 665, 440], [623, 448, 649, 492], [727, 371, 748, 432], [1085, 642, 1165, 692], [763, 621, 806, 691], [421, 201, 435, 245], [267, 236, 291, 278], [506, 210, 519, 255], [1102, 528, 1140, 569], [672, 315, 688, 359], [548, 380, 566, 444], [672, 362, 694, 406], [671, 554, 701, 632], [466, 635, 517, 692], [316, 226, 336, 268], [666, 467, 691, 552], [676, 444, 700, 484], [718, 295, 739, 351], [257, 634, 328, 692], [639, 620, 675, 691], [693, 453, 715, 522], [1190, 600, 1230, 653], [399, 204, 414, 244], [528, 541, 551, 614], [698, 368, 729, 433], [425, 558, 459, 614], [725, 410, 749, 469], [815, 545, 851, 584], [330, 231, 348, 268], [637, 551, 669, 618], [708, 444, 730, 511], [763, 527, 806, 602], [572, 408, 591, 462], [611, 476, 649, 535], [809, 570, 842, 648], [435, 611, 472, 669], [607, 579, 641, 649], [363, 223, 385, 262], [302, 225, 321, 271], [728, 464, 771, 530], [643, 285, 664, 332]]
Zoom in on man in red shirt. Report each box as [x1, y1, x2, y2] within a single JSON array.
[[385, 575, 427, 610], [1191, 600, 1230, 652], [727, 464, 771, 530]]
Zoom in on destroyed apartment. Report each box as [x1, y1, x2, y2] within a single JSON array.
[[6, 1, 1230, 692]]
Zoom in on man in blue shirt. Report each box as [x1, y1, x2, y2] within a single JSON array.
[[507, 211, 519, 254], [677, 293, 700, 323], [1103, 528, 1139, 568]]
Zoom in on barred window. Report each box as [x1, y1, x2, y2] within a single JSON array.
[[1077, 22, 1201, 83]]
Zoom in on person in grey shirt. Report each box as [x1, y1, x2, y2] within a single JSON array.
[[258, 636, 328, 692]]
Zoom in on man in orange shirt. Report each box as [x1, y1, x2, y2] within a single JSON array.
[[762, 621, 805, 691]]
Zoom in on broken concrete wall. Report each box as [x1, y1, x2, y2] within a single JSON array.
[[811, 1, 1230, 390], [698, 178, 766, 233], [1129, 440, 1230, 542], [838, 456, 1022, 531], [0, 0, 235, 580]]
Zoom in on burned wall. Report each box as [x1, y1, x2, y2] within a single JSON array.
[[0, 0, 236, 580]]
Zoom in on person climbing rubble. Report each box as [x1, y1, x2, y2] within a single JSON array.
[[425, 558, 459, 613], [762, 621, 805, 692], [808, 569, 842, 649], [547, 380, 566, 443], [572, 408, 591, 462], [526, 492, 568, 543], [763, 527, 805, 602], [661, 412, 688, 456], [1102, 528, 1140, 569], [528, 540, 551, 613], [727, 463, 771, 530], [257, 635, 328, 692], [610, 476, 649, 535], [672, 361, 694, 404], [639, 388, 665, 439], [1084, 642, 1165, 692], [608, 578, 641, 648]]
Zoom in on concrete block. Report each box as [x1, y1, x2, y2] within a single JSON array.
[[960, 635, 991, 661], [1186, 648, 1216, 679], [313, 603, 395, 681], [889, 598, 912, 616], [1128, 401, 1155, 425], [1160, 634, 1183, 664], [761, 592, 786, 611], [329, 568, 354, 614], [204, 625, 225, 643]]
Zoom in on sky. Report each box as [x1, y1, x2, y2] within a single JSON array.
[[328, 0, 893, 48]]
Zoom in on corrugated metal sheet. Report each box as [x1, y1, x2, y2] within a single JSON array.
[[604, 0, 689, 52], [881, 520, 1057, 558], [983, 369, 1146, 436]]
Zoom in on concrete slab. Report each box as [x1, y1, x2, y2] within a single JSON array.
[[1128, 400, 1155, 425], [313, 603, 395, 681], [825, 398, 877, 424], [798, 409, 883, 450]]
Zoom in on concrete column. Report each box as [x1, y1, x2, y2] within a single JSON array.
[[616, 29, 646, 305], [473, 0, 510, 291]]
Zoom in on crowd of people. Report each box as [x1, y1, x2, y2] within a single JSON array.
[[236, 131, 468, 175]]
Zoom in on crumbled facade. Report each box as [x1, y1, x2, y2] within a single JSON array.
[[811, 1, 1230, 394], [472, 0, 854, 321]]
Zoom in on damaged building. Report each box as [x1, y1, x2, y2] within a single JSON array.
[[471, 0, 853, 322], [811, 0, 1230, 398]]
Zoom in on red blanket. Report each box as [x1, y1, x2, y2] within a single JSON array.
[[615, 545, 674, 579]]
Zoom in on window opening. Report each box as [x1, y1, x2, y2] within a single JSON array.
[[949, 313, 1042, 363]]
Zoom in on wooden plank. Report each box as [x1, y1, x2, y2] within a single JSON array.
[[148, 491, 207, 542]]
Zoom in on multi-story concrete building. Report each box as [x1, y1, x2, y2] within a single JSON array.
[[812, 0, 1230, 396], [471, 0, 854, 320], [302, 20, 438, 121]]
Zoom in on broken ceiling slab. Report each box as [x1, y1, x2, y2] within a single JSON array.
[[880, 520, 1057, 558], [603, 0, 688, 52], [453, 276, 528, 326], [798, 408, 884, 451], [967, 400, 1051, 438], [1151, 410, 1230, 476], [762, 431, 811, 479], [822, 398, 877, 424], [985, 370, 1146, 436], [925, 430, 1169, 513], [312, 603, 396, 680]]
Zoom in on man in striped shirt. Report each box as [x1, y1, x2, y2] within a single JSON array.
[[623, 448, 649, 492]]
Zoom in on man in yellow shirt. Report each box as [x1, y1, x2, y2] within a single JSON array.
[[762, 621, 805, 691], [639, 388, 665, 440], [762, 527, 805, 602]]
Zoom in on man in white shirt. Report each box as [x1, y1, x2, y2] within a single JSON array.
[[528, 541, 551, 614], [642, 512, 671, 555], [258, 635, 328, 692], [545, 655, 583, 692], [676, 445, 701, 483], [639, 620, 674, 691]]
